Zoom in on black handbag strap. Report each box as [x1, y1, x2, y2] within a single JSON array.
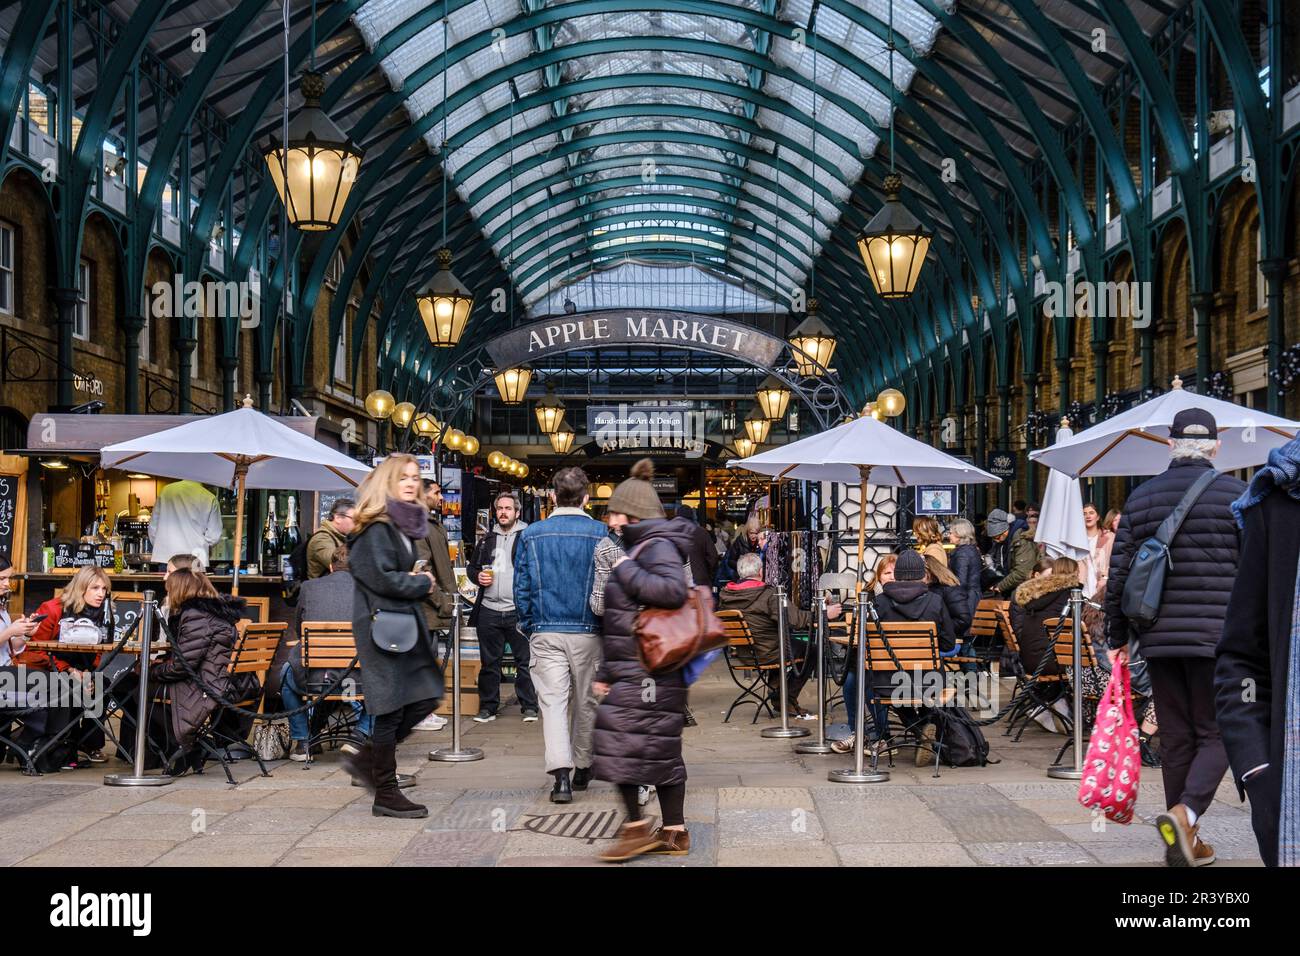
[[1152, 468, 1220, 547]]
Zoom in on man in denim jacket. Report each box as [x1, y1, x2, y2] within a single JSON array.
[[514, 466, 607, 803]]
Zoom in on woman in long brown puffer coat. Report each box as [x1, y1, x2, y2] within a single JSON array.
[[590, 460, 694, 862]]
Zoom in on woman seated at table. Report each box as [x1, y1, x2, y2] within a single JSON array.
[[149, 568, 247, 775], [19, 565, 115, 767]]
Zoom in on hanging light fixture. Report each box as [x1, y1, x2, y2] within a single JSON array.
[[549, 420, 576, 454], [876, 387, 907, 418], [415, 249, 474, 347], [744, 406, 772, 444], [363, 389, 395, 419], [787, 301, 837, 377], [487, 450, 506, 470], [733, 434, 757, 459], [262, 72, 363, 232], [754, 375, 791, 420], [391, 402, 416, 429], [462, 435, 480, 456], [533, 383, 566, 434], [855, 0, 929, 298], [493, 367, 532, 405]]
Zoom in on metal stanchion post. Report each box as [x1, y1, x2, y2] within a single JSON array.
[[105, 590, 172, 787], [795, 590, 833, 754], [829, 589, 889, 783], [430, 592, 484, 762], [762, 585, 809, 739], [1047, 588, 1085, 780]]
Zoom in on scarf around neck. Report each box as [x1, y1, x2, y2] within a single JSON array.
[[1231, 433, 1300, 527], [386, 497, 429, 540]]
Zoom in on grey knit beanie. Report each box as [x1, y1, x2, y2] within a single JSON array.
[[606, 458, 665, 520]]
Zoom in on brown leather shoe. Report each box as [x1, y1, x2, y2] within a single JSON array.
[[1156, 805, 1214, 867], [647, 827, 691, 855], [599, 820, 659, 862]]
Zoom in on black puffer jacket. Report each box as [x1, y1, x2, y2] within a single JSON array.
[[947, 543, 983, 638], [591, 517, 693, 787], [1010, 572, 1078, 677], [874, 580, 956, 652], [1104, 458, 1245, 656], [152, 595, 245, 748]]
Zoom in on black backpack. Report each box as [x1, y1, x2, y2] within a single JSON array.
[[932, 707, 992, 767], [1119, 469, 1218, 630]]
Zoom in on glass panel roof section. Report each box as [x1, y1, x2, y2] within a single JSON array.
[[351, 0, 938, 314], [531, 260, 787, 315]]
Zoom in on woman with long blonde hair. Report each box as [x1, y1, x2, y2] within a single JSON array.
[[346, 454, 441, 818], [912, 516, 947, 568]]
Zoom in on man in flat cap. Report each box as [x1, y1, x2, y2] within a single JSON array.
[[1105, 407, 1246, 867]]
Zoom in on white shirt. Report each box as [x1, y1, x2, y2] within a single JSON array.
[[149, 479, 224, 567], [0, 609, 11, 666]]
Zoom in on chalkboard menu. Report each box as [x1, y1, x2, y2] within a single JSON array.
[[94, 543, 116, 569], [52, 541, 78, 569], [106, 594, 145, 639], [0, 473, 16, 564]]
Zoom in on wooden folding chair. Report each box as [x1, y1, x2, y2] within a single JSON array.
[[718, 610, 782, 724], [1003, 612, 1071, 742], [299, 621, 362, 755], [862, 620, 952, 776]]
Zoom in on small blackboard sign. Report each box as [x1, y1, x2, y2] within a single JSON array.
[[0, 474, 17, 564], [75, 543, 96, 566], [94, 543, 116, 569], [106, 595, 144, 639], [53, 541, 77, 569]]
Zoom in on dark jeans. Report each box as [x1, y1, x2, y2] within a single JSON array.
[[1146, 656, 1230, 817], [476, 606, 536, 713], [619, 783, 686, 827], [372, 698, 439, 747]]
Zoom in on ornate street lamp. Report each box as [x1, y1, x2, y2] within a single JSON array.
[[390, 402, 416, 429], [415, 248, 474, 347], [534, 384, 566, 434], [787, 302, 837, 377], [493, 367, 532, 405], [744, 406, 772, 444], [549, 420, 576, 454], [754, 375, 791, 421], [262, 72, 363, 231], [856, 173, 932, 299]]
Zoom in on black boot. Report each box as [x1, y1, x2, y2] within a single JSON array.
[[371, 743, 427, 819], [550, 767, 573, 803], [341, 741, 375, 793], [572, 767, 592, 791]]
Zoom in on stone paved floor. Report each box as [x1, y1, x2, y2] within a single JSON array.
[[0, 668, 1263, 867]]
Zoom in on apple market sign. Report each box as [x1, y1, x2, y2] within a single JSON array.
[[484, 310, 784, 370]]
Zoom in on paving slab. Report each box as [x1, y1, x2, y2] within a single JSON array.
[[17, 839, 178, 867], [151, 835, 296, 867], [392, 830, 506, 866], [717, 807, 826, 848], [835, 842, 976, 866]]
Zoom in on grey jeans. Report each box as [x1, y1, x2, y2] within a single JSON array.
[[528, 631, 602, 773]]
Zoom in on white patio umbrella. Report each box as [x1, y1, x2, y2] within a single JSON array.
[[101, 397, 371, 593], [727, 413, 1001, 579], [1029, 377, 1300, 477], [1035, 424, 1091, 585]]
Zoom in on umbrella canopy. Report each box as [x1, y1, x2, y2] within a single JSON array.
[[100, 402, 370, 490], [1036, 426, 1090, 567], [1029, 378, 1300, 478], [727, 413, 1002, 486]]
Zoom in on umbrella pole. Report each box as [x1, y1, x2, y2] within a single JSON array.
[[231, 464, 247, 596], [855, 465, 872, 592]]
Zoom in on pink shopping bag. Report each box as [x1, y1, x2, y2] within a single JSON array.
[[1077, 658, 1141, 824]]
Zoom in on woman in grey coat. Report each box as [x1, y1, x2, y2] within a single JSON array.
[[347, 454, 442, 819]]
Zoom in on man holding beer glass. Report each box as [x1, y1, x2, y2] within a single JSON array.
[[467, 491, 536, 722]]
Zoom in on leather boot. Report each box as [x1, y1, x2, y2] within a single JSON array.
[[599, 819, 659, 862], [341, 741, 375, 793], [571, 767, 592, 791], [647, 827, 691, 855], [371, 743, 427, 819], [550, 768, 573, 803]]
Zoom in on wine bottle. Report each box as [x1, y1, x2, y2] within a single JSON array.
[[262, 495, 281, 568], [282, 496, 301, 552]]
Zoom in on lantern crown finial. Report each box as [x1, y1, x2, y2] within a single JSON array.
[[299, 70, 326, 104]]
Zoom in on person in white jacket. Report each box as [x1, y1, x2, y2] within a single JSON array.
[[149, 480, 224, 569]]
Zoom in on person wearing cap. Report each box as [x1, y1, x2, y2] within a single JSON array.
[[986, 508, 1038, 598], [1105, 406, 1246, 868]]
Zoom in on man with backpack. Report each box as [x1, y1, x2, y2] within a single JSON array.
[[1105, 408, 1245, 868]]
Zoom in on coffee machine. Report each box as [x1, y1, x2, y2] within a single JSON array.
[[115, 515, 152, 569]]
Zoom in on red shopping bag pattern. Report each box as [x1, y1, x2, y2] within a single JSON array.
[[1077, 658, 1140, 824]]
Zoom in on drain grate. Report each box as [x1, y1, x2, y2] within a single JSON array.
[[516, 808, 651, 844]]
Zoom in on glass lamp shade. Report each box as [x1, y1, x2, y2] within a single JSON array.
[[263, 72, 363, 232], [518, 463, 529, 479], [445, 428, 465, 451], [549, 421, 575, 454], [391, 402, 416, 428], [534, 385, 566, 434], [493, 367, 533, 405], [876, 387, 907, 419], [787, 303, 837, 377], [733, 435, 757, 459], [415, 248, 474, 346], [744, 407, 772, 444], [413, 412, 439, 437], [754, 375, 791, 420], [595, 483, 615, 498], [364, 389, 396, 419], [487, 450, 505, 470], [462, 435, 480, 456], [856, 174, 932, 299]]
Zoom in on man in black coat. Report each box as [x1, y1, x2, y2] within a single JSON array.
[[674, 504, 719, 587], [1105, 407, 1245, 868], [1215, 435, 1300, 868]]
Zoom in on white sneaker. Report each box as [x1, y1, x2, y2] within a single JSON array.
[[1032, 709, 1061, 734], [637, 785, 656, 806], [413, 713, 448, 731]]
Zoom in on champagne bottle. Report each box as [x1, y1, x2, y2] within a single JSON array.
[[262, 495, 281, 569], [282, 496, 301, 552]]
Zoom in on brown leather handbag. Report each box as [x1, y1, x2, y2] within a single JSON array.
[[626, 539, 727, 674]]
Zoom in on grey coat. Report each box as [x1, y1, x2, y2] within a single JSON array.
[[349, 518, 444, 716]]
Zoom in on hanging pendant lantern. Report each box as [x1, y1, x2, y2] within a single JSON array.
[[733, 434, 758, 459], [744, 406, 772, 444], [415, 247, 474, 347], [754, 375, 791, 420], [534, 384, 566, 434], [856, 173, 931, 299], [263, 72, 363, 232], [548, 420, 576, 455], [493, 367, 532, 405], [787, 300, 837, 377]]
